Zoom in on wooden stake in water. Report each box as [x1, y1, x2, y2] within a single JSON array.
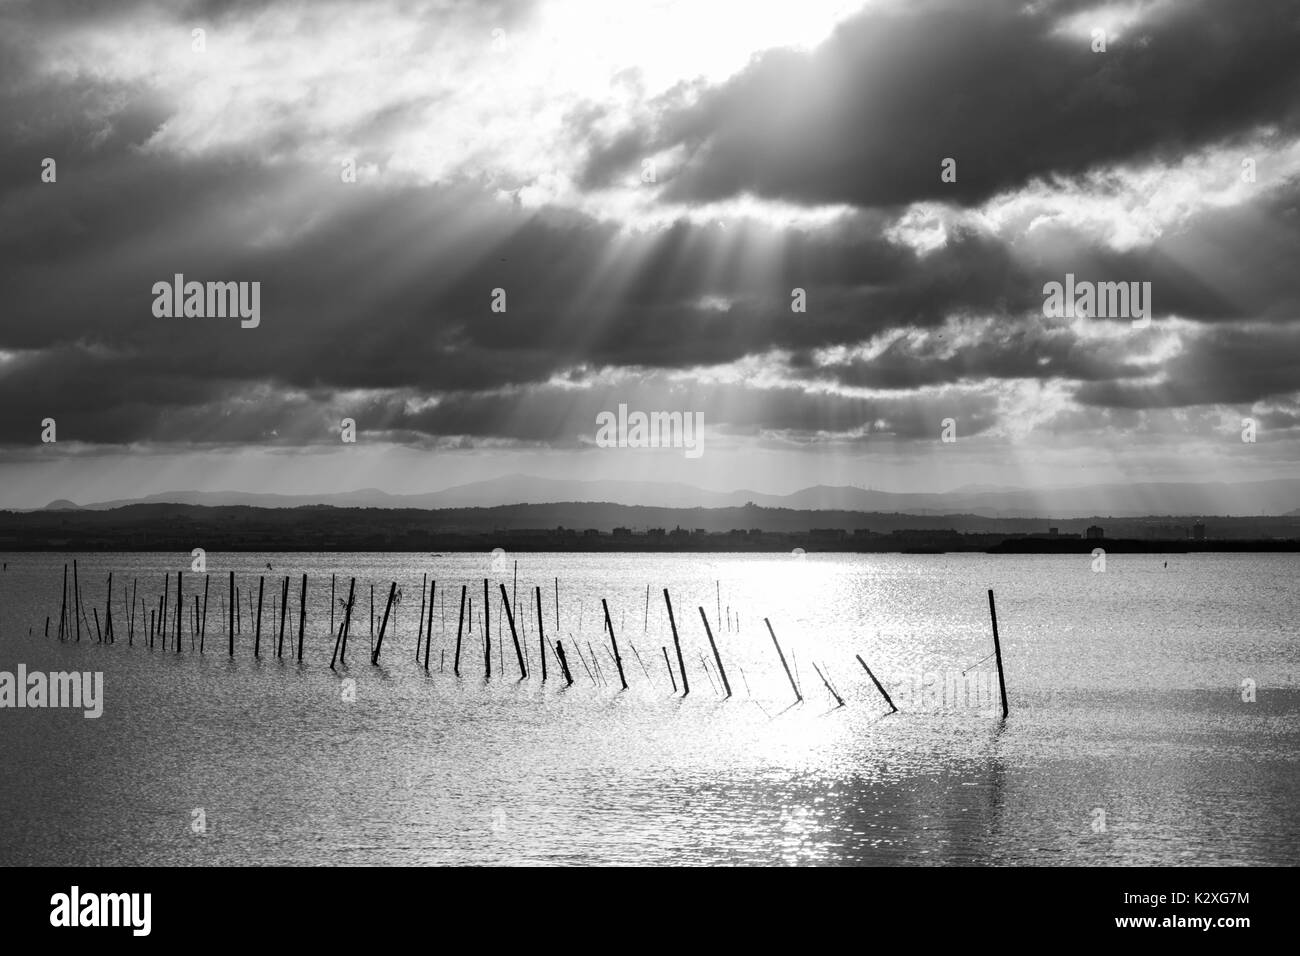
[[482, 578, 491, 679], [697, 606, 731, 699], [573, 641, 596, 684], [254, 576, 264, 659], [417, 572, 427, 660], [228, 571, 235, 656], [764, 618, 802, 704], [330, 573, 336, 636], [372, 581, 397, 665], [601, 598, 628, 690], [855, 654, 897, 714], [454, 584, 466, 677], [174, 571, 183, 653], [499, 583, 526, 679], [811, 661, 844, 708], [341, 577, 356, 664], [57, 565, 66, 641], [554, 639, 574, 686], [699, 654, 718, 696], [104, 572, 114, 644], [534, 585, 548, 682], [423, 580, 435, 672], [297, 573, 306, 661], [988, 589, 1009, 719], [201, 574, 210, 653], [330, 578, 356, 670], [277, 576, 289, 658], [587, 641, 605, 686], [663, 589, 688, 697], [73, 560, 82, 642], [661, 646, 677, 694], [629, 643, 651, 681]]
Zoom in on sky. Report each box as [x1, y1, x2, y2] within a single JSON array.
[[1, 0, 1299, 509]]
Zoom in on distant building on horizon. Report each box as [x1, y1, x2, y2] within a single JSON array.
[[1193, 522, 1206, 540], [1086, 525, 1105, 540]]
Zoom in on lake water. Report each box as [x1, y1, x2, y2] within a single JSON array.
[[0, 551, 1297, 865]]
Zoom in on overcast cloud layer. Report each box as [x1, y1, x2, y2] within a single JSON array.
[[1, 0, 1298, 507]]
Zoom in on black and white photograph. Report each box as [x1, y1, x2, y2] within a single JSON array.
[[0, 0, 1294, 934]]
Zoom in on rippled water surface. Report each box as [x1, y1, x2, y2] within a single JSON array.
[[0, 551, 1296, 865]]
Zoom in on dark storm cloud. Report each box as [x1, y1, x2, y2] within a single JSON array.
[[1074, 323, 1300, 410], [5, 146, 1300, 442], [2, 0, 1300, 452], [580, 0, 1300, 209]]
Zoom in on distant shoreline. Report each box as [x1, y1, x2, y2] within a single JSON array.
[[3, 502, 1298, 553], [1, 538, 1296, 554]]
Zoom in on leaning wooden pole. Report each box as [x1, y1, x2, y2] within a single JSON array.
[[988, 589, 1009, 719], [277, 576, 289, 658], [697, 606, 731, 699], [661, 646, 677, 694], [554, 639, 574, 686], [601, 598, 628, 690], [812, 661, 844, 708], [417, 572, 427, 660], [372, 581, 397, 665], [764, 618, 802, 704], [499, 583, 527, 679], [854, 655, 897, 713], [200, 574, 210, 653], [663, 589, 688, 696], [453, 584, 466, 676], [340, 577, 356, 665], [330, 578, 355, 669]]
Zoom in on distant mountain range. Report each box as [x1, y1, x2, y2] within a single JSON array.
[[37, 475, 1300, 518]]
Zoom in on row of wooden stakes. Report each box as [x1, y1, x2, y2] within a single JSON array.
[[43, 560, 1008, 715]]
